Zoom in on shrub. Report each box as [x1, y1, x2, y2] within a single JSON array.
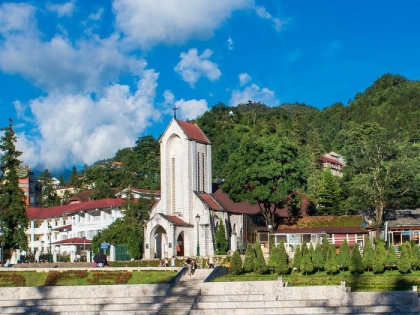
[[268, 243, 279, 272], [292, 245, 302, 271], [324, 245, 338, 275], [410, 244, 420, 271], [276, 241, 289, 275], [312, 243, 325, 272], [385, 244, 398, 270], [229, 250, 243, 275], [338, 239, 351, 270], [362, 237, 375, 272], [243, 243, 255, 273], [349, 244, 363, 274], [398, 241, 412, 274], [215, 219, 229, 255], [254, 241, 267, 275], [300, 249, 314, 276]]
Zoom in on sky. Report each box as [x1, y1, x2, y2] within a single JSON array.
[[1, 0, 420, 174]]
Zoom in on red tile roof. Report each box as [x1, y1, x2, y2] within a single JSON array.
[[321, 156, 343, 166], [196, 193, 223, 211], [176, 120, 210, 144], [26, 198, 126, 219], [130, 187, 161, 195], [53, 224, 72, 231], [160, 214, 193, 227], [274, 227, 367, 234], [52, 237, 92, 245]]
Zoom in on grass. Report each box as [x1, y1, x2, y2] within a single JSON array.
[[0, 270, 178, 287], [214, 269, 420, 292]]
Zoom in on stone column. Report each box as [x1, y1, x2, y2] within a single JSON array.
[[230, 232, 237, 252]]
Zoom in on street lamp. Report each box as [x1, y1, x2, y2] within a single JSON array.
[[195, 214, 200, 256], [0, 227, 4, 267], [83, 236, 86, 262], [48, 224, 52, 263]]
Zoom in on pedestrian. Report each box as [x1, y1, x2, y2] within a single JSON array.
[[185, 257, 192, 276], [164, 257, 169, 267], [209, 256, 214, 269], [191, 258, 196, 275], [171, 256, 176, 267]]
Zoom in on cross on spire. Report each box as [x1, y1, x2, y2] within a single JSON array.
[[173, 105, 178, 119]]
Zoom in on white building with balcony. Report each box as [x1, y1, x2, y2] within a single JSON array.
[[25, 198, 125, 262]]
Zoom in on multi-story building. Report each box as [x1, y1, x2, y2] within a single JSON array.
[[320, 151, 345, 176], [26, 198, 126, 262]]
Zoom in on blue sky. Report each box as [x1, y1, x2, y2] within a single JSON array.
[[1, 0, 420, 173]]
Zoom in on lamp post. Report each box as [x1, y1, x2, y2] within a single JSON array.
[[195, 214, 200, 256], [48, 224, 52, 263], [83, 236, 86, 262], [41, 240, 44, 262], [0, 227, 4, 267]]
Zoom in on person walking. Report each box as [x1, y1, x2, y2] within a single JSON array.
[[185, 257, 192, 276], [171, 256, 176, 267], [209, 256, 215, 269]]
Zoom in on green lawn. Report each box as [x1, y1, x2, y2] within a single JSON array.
[[0, 270, 178, 287], [214, 270, 420, 292]]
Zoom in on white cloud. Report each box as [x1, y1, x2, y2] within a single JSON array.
[[16, 69, 161, 171], [47, 1, 76, 17], [113, 0, 253, 48], [227, 37, 234, 50], [0, 3, 144, 94], [255, 6, 285, 31], [239, 73, 251, 86], [175, 99, 209, 121], [230, 76, 278, 106], [174, 48, 221, 88], [89, 8, 103, 21]]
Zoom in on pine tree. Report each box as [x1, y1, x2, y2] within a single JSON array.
[[68, 166, 80, 187], [362, 237, 375, 272], [292, 245, 302, 271], [337, 239, 351, 270], [317, 170, 342, 215], [301, 243, 309, 256], [268, 242, 279, 272], [215, 219, 228, 255], [397, 241, 412, 274], [300, 248, 314, 275], [308, 242, 314, 259], [372, 241, 386, 274], [312, 243, 325, 272], [411, 244, 420, 271], [58, 174, 66, 186], [229, 250, 243, 275], [349, 244, 364, 274], [276, 241, 289, 275], [243, 243, 256, 273], [385, 244, 398, 270], [37, 169, 61, 207], [324, 244, 338, 275], [0, 119, 29, 250], [254, 241, 267, 275]]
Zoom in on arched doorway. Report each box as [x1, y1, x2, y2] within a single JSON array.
[[153, 225, 168, 258], [176, 232, 184, 257]]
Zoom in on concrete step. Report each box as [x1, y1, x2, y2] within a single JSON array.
[[194, 299, 342, 309], [189, 305, 419, 315]]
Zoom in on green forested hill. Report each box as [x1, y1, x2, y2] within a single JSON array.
[[63, 74, 420, 232]]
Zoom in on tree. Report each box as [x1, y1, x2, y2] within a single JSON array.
[[411, 244, 420, 271], [292, 245, 302, 271], [0, 119, 29, 250], [312, 243, 325, 272], [222, 134, 307, 230], [268, 243, 279, 272], [254, 241, 267, 274], [229, 250, 243, 275], [58, 174, 66, 186], [243, 243, 256, 273], [68, 166, 80, 187], [342, 122, 420, 237], [316, 169, 343, 216], [337, 239, 351, 270], [37, 169, 61, 207], [372, 241, 386, 274], [276, 241, 289, 275], [397, 241, 412, 274], [349, 244, 364, 274], [385, 244, 398, 270], [324, 245, 338, 275], [300, 248, 314, 275], [362, 237, 375, 272], [215, 219, 228, 255]]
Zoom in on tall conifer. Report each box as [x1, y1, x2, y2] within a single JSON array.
[[229, 250, 243, 275], [349, 244, 364, 274], [362, 237, 375, 272], [325, 244, 338, 274], [243, 243, 256, 273], [385, 244, 398, 270], [292, 245, 302, 271], [254, 241, 267, 274], [397, 241, 412, 274], [338, 239, 351, 270], [0, 119, 29, 250], [312, 243, 325, 272], [276, 241, 289, 275]]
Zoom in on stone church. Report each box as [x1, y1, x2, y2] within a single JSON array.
[[143, 118, 257, 259]]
